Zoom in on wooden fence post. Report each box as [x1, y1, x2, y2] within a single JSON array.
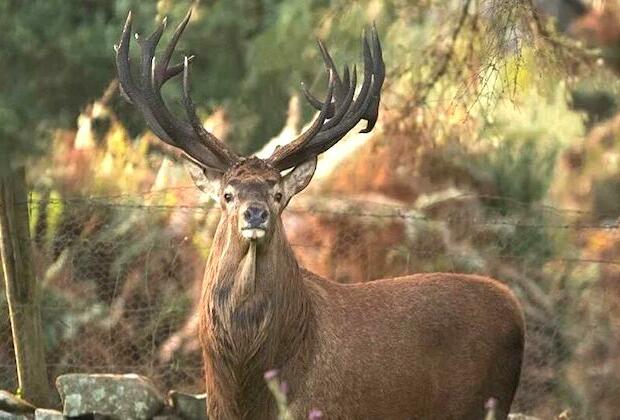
[[0, 165, 53, 407]]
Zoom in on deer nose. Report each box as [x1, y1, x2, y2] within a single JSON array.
[[243, 205, 269, 228]]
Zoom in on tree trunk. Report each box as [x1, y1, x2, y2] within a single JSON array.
[[0, 165, 53, 407]]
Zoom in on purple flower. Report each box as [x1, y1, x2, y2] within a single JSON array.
[[308, 409, 323, 419], [264, 369, 279, 381], [485, 397, 497, 410]]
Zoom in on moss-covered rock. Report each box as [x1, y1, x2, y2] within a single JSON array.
[[168, 391, 207, 420], [34, 408, 64, 419], [0, 410, 29, 419], [56, 373, 165, 420]]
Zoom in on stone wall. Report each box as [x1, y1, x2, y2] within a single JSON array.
[[0, 374, 206, 420]]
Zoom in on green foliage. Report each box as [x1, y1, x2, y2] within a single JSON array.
[[484, 138, 559, 209], [0, 0, 130, 167], [468, 85, 585, 211], [0, 0, 408, 157], [430, 85, 587, 266]]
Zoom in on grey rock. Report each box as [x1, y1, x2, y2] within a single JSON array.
[[0, 410, 29, 419], [152, 416, 183, 420], [168, 391, 207, 420], [0, 391, 35, 415], [34, 408, 64, 420], [56, 373, 164, 420]]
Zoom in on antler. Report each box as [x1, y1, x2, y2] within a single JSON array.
[[114, 10, 238, 171], [267, 25, 385, 171]]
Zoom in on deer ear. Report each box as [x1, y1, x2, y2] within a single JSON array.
[[183, 159, 222, 201], [282, 157, 317, 203]]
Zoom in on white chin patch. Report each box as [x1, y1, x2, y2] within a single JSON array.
[[241, 229, 266, 240]]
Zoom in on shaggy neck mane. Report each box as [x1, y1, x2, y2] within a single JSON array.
[[199, 214, 314, 419]]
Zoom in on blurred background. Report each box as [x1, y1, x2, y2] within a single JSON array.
[[1, 0, 620, 418]]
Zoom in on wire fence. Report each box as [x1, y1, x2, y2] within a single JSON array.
[[1, 192, 619, 418]]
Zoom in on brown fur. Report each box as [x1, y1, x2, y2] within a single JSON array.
[[197, 160, 525, 419]]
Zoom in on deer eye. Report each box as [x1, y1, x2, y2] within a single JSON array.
[[223, 192, 233, 203], [274, 192, 283, 203]]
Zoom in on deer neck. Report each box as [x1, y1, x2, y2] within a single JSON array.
[[200, 215, 313, 417]]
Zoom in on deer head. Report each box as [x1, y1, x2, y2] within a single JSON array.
[[114, 9, 384, 243]]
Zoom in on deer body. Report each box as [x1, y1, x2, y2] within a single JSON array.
[[302, 273, 522, 420], [116, 12, 525, 419], [200, 213, 524, 419]]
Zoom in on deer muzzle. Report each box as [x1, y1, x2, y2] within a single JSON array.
[[240, 203, 270, 240]]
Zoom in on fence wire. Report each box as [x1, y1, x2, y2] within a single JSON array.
[[1, 193, 619, 418]]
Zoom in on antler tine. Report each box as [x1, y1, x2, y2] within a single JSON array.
[[164, 55, 193, 83], [304, 35, 377, 145], [115, 12, 175, 144], [301, 63, 352, 123], [183, 56, 237, 165], [155, 9, 191, 86], [136, 17, 165, 84], [323, 65, 357, 130], [300, 40, 351, 118], [115, 10, 238, 171], [140, 15, 232, 168], [268, 27, 385, 171], [301, 82, 335, 117], [360, 24, 385, 133], [341, 32, 373, 122], [318, 40, 345, 99]]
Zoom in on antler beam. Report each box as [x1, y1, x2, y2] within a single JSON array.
[[114, 10, 238, 171], [267, 26, 385, 171]]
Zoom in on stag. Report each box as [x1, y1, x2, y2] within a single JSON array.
[[115, 10, 524, 419]]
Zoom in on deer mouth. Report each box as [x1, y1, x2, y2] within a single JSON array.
[[241, 227, 266, 240]]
